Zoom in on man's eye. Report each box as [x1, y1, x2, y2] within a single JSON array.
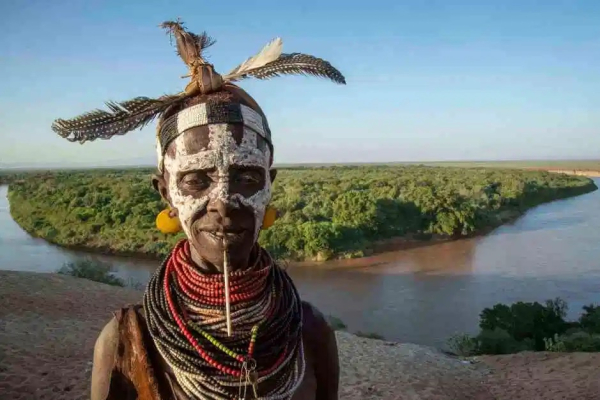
[[238, 171, 261, 184], [181, 173, 209, 188]]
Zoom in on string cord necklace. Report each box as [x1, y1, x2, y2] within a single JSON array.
[[143, 240, 304, 399]]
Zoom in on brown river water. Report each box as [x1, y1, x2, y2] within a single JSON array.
[[1, 182, 600, 348]]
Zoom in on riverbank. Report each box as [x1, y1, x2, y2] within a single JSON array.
[[1, 270, 599, 400], [528, 168, 600, 178], [0, 205, 552, 269]]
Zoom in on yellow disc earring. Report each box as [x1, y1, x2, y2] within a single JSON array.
[[262, 206, 277, 230], [156, 208, 182, 234]]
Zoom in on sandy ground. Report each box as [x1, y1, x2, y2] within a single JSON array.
[[1, 270, 599, 400]]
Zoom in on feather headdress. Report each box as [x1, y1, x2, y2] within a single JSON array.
[[51, 20, 345, 144]]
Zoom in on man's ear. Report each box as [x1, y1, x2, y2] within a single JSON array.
[[152, 173, 170, 205], [269, 168, 278, 185]]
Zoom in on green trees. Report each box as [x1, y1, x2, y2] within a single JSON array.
[[479, 298, 568, 351], [6, 165, 597, 261], [448, 298, 600, 355], [332, 191, 378, 231]]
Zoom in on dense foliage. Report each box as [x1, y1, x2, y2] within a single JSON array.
[[448, 299, 600, 355], [6, 166, 596, 260]]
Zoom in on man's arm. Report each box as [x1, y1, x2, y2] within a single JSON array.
[[90, 318, 119, 400], [302, 302, 340, 400]]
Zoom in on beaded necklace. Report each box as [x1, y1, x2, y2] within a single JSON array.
[[143, 240, 304, 399]]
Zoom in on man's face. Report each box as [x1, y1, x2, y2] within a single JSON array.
[[161, 122, 274, 269]]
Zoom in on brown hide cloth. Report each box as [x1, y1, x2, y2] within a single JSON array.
[[105, 305, 189, 400]]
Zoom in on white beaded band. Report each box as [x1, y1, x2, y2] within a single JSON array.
[[156, 102, 271, 171], [175, 103, 267, 137]]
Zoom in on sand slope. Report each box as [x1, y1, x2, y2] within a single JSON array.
[[1, 271, 599, 400]]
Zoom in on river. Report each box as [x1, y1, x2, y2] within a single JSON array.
[[1, 181, 600, 349]]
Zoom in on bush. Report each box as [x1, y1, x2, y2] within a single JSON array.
[[475, 328, 534, 355], [355, 331, 385, 340], [479, 297, 568, 350], [326, 315, 347, 331], [455, 299, 600, 355], [551, 331, 600, 352], [57, 258, 125, 287], [544, 334, 567, 352], [580, 305, 600, 334], [447, 333, 479, 356]]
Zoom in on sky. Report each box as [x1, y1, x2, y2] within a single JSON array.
[[1, 0, 599, 167]]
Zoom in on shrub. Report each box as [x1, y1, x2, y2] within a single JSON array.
[[326, 316, 347, 331], [355, 331, 385, 340], [57, 258, 125, 287], [558, 331, 600, 352], [447, 333, 479, 356], [479, 298, 568, 350], [455, 299, 600, 355], [475, 328, 534, 355], [580, 305, 600, 334], [543, 334, 567, 352]]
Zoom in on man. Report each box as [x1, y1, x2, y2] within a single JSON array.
[[52, 21, 345, 400]]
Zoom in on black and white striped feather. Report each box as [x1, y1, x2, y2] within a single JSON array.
[[52, 22, 345, 145], [51, 94, 186, 143], [225, 52, 346, 85]]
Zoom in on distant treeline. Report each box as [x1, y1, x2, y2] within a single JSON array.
[[0, 171, 28, 185], [7, 166, 597, 261]]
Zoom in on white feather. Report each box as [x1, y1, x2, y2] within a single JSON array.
[[223, 37, 283, 81]]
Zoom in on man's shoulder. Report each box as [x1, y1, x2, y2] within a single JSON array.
[[301, 301, 333, 338]]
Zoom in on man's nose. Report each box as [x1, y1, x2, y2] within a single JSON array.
[[207, 198, 230, 219]]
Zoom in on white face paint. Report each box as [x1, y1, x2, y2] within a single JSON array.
[[162, 123, 272, 242]]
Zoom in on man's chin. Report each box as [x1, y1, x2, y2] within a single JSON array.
[[189, 230, 254, 270], [195, 230, 248, 248]]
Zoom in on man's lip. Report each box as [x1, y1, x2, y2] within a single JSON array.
[[201, 230, 247, 238], [199, 228, 247, 233]]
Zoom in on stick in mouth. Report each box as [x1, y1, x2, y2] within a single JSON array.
[[222, 237, 233, 337]]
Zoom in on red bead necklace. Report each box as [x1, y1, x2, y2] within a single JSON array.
[[163, 240, 286, 378]]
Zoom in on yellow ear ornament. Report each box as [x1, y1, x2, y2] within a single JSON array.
[[262, 206, 277, 230], [156, 208, 182, 234]]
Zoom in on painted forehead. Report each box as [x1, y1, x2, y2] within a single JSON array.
[[156, 101, 273, 171], [167, 125, 269, 155], [164, 124, 271, 170]]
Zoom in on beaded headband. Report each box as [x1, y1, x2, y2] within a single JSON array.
[[156, 101, 271, 171], [50, 20, 346, 160]]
